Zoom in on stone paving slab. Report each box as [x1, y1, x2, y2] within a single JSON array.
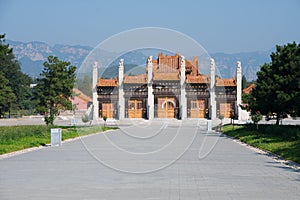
[[0, 121, 299, 199]]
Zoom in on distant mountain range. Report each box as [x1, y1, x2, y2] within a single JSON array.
[[7, 40, 273, 81], [212, 50, 273, 81], [7, 40, 92, 78]]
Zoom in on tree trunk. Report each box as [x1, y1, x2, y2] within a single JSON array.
[[276, 113, 280, 125], [50, 110, 54, 125]]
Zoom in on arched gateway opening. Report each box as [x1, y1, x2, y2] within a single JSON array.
[[157, 97, 177, 118]]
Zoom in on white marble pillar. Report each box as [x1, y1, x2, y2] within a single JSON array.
[[180, 56, 187, 120], [147, 56, 154, 120], [92, 61, 99, 121], [236, 61, 242, 121], [210, 58, 216, 120], [118, 59, 125, 120]]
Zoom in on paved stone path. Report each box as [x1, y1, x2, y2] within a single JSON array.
[[0, 121, 299, 199]]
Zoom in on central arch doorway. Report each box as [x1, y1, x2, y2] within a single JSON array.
[[157, 97, 176, 118]]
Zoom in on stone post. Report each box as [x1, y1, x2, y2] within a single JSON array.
[[92, 61, 99, 121], [236, 61, 242, 121], [118, 59, 125, 120], [180, 55, 187, 120], [210, 58, 216, 120], [147, 56, 154, 120]]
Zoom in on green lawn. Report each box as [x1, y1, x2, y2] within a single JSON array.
[[222, 124, 300, 164], [0, 125, 117, 155]]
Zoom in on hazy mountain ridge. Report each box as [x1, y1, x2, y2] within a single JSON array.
[[7, 40, 273, 80], [7, 40, 92, 77], [212, 50, 273, 80]]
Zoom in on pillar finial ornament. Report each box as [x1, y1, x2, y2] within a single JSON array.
[[93, 61, 98, 68], [237, 61, 242, 73], [119, 58, 124, 68], [237, 61, 241, 68], [180, 55, 185, 68], [210, 58, 215, 69], [147, 56, 152, 65]]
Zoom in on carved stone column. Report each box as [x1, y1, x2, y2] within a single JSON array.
[[210, 58, 216, 120], [92, 61, 99, 121], [118, 59, 125, 120], [147, 56, 154, 120], [180, 55, 187, 120], [236, 61, 242, 121]]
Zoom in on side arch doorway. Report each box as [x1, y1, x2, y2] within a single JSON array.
[[128, 99, 143, 118], [190, 99, 206, 118], [101, 102, 114, 118]]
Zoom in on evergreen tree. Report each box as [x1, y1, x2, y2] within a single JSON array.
[[242, 75, 248, 89], [250, 42, 300, 125], [0, 72, 16, 117], [0, 34, 33, 111], [17, 73, 34, 110], [36, 56, 76, 125]]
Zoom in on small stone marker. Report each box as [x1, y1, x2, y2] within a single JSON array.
[[51, 128, 62, 146], [71, 118, 77, 126], [207, 120, 212, 131]]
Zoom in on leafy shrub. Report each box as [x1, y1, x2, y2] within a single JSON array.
[[81, 114, 90, 124]]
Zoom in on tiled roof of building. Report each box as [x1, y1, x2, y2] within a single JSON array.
[[98, 78, 118, 86], [73, 88, 92, 103], [185, 57, 199, 76], [216, 78, 237, 86], [123, 74, 147, 84], [153, 72, 180, 81], [97, 53, 238, 87], [243, 83, 255, 94], [186, 75, 209, 84], [157, 52, 180, 71]]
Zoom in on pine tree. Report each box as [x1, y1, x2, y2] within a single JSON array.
[[0, 72, 16, 117], [242, 75, 248, 89], [250, 42, 300, 125], [36, 56, 76, 125], [0, 34, 33, 111]]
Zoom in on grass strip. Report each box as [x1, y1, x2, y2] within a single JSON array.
[[222, 124, 300, 164], [0, 125, 117, 155]]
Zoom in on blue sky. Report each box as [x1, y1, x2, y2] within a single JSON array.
[[0, 0, 299, 53]]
